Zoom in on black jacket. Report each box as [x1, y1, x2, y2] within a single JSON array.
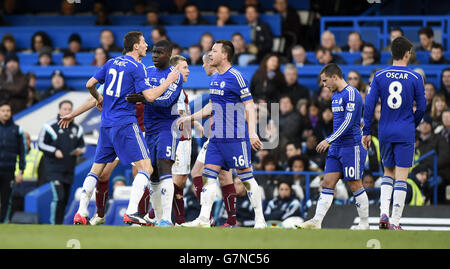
[[418, 133, 450, 183], [0, 119, 26, 172], [38, 116, 85, 183], [264, 193, 303, 221], [249, 19, 274, 61]]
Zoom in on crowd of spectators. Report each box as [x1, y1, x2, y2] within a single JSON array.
[[1, 0, 450, 224]]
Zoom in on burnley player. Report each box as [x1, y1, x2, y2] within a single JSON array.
[[73, 31, 179, 225], [179, 40, 266, 229], [143, 40, 184, 227], [296, 63, 369, 230], [169, 55, 200, 225], [362, 36, 426, 230]]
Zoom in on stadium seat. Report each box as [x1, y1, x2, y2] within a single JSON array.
[[3, 14, 281, 36], [0, 25, 251, 50]]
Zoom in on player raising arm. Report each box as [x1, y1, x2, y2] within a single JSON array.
[[362, 36, 426, 230], [73, 31, 179, 225]]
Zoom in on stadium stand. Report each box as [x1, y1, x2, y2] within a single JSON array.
[[1, 0, 449, 226]]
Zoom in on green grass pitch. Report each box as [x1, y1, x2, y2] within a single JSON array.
[[1, 224, 449, 249]]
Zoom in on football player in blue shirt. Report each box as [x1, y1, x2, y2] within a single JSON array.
[[297, 63, 369, 230], [73, 31, 179, 225], [142, 40, 183, 227], [362, 36, 426, 230], [178, 40, 267, 228]]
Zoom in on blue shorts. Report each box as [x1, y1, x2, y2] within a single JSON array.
[[324, 144, 367, 180], [205, 140, 252, 170], [145, 130, 179, 166], [94, 123, 149, 165], [380, 142, 414, 168]]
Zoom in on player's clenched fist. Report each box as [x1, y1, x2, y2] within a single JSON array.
[[125, 93, 146, 103]]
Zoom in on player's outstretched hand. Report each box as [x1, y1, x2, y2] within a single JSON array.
[[316, 139, 330, 153], [58, 113, 74, 129], [361, 135, 371, 150], [167, 69, 180, 84], [126, 93, 146, 103]]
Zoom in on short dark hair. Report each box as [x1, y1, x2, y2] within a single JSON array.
[[391, 36, 413, 60], [232, 32, 244, 39], [320, 63, 343, 79], [390, 27, 404, 35], [431, 43, 443, 51], [425, 81, 436, 90], [59, 100, 73, 109], [183, 3, 198, 12], [68, 33, 81, 44], [418, 26, 434, 38], [286, 140, 302, 150], [348, 31, 361, 40], [217, 4, 230, 13], [277, 180, 293, 190], [154, 39, 172, 54], [189, 44, 202, 51], [0, 101, 11, 108], [152, 25, 167, 37], [123, 31, 143, 53], [362, 42, 376, 52], [261, 154, 279, 170], [245, 4, 260, 13], [314, 46, 329, 55], [287, 155, 309, 170], [215, 40, 234, 62], [279, 95, 294, 105]]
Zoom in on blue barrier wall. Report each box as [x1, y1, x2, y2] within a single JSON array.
[[24, 183, 52, 224], [320, 16, 450, 51], [0, 25, 251, 50], [18, 64, 448, 93]]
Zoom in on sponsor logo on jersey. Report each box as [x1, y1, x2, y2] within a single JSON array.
[[332, 106, 344, 112], [220, 81, 226, 88], [210, 88, 224, 95]]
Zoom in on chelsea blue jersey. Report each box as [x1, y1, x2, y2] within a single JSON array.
[[143, 65, 183, 134], [363, 66, 426, 143], [209, 67, 253, 142], [93, 55, 149, 128], [326, 85, 363, 147]]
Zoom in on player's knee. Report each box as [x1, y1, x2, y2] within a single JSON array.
[[348, 180, 363, 192], [218, 170, 233, 186], [98, 173, 109, 182], [191, 162, 202, 178]]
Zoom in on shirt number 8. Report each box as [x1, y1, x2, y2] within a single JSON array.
[[387, 81, 402, 109]]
